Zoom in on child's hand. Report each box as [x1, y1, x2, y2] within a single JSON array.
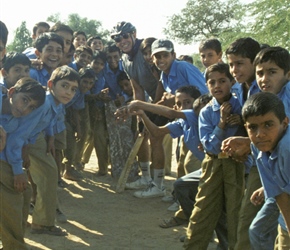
[[98, 88, 111, 102], [226, 114, 242, 126], [14, 173, 28, 192], [30, 59, 43, 70], [132, 109, 145, 116], [198, 143, 204, 152], [22, 144, 30, 169], [114, 106, 130, 122], [0, 126, 6, 152], [157, 92, 175, 108], [250, 187, 265, 206], [220, 102, 232, 122], [221, 136, 251, 162]]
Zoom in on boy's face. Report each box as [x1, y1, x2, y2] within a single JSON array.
[[115, 33, 135, 54], [91, 39, 103, 52], [2, 64, 30, 89], [79, 77, 94, 93], [36, 41, 63, 72], [200, 49, 222, 68], [73, 34, 87, 49], [60, 51, 74, 66], [142, 47, 153, 66], [48, 79, 78, 105], [119, 79, 133, 96], [90, 58, 105, 74], [227, 54, 255, 86], [32, 26, 49, 40], [55, 31, 73, 54], [9, 89, 39, 117], [107, 51, 120, 70], [206, 71, 233, 103], [175, 92, 194, 110], [75, 51, 92, 68], [153, 51, 175, 75], [256, 61, 290, 95], [245, 112, 289, 153]]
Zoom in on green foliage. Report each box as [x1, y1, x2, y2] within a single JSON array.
[[7, 21, 32, 53], [245, 0, 290, 50], [164, 0, 242, 44], [192, 53, 205, 72]]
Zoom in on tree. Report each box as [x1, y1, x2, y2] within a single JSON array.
[[245, 0, 290, 50], [164, 0, 243, 44], [47, 13, 110, 42], [7, 21, 32, 53]]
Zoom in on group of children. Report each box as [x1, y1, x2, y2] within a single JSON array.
[[0, 17, 290, 250]]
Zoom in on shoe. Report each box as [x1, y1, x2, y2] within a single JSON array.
[[162, 195, 175, 203], [31, 224, 67, 236], [125, 177, 149, 190], [56, 209, 67, 223], [180, 235, 186, 242], [167, 201, 180, 212], [159, 217, 188, 228], [63, 168, 83, 181], [134, 182, 165, 198]]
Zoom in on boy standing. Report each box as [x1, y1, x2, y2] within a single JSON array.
[[184, 63, 247, 250], [242, 92, 290, 248], [0, 78, 46, 250]]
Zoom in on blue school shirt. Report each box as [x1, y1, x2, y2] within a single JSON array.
[[277, 81, 290, 118], [103, 62, 124, 100], [231, 80, 260, 106], [30, 67, 50, 87], [199, 95, 243, 155], [251, 126, 290, 199], [160, 60, 208, 95], [90, 71, 106, 108], [166, 109, 205, 161], [69, 61, 78, 71], [65, 88, 85, 110]]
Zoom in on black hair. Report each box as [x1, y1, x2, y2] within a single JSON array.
[[73, 31, 87, 40], [178, 55, 193, 64], [140, 37, 157, 52], [225, 37, 261, 63], [49, 65, 80, 86], [199, 38, 222, 54], [253, 46, 290, 75], [117, 71, 129, 84], [3, 52, 31, 71], [49, 22, 73, 37], [104, 43, 121, 55], [75, 45, 93, 57], [0, 21, 9, 46], [193, 93, 212, 111], [33, 22, 50, 36], [175, 85, 201, 100], [79, 67, 96, 79], [242, 92, 286, 123], [87, 36, 103, 46], [34, 32, 64, 52], [92, 51, 107, 64], [14, 77, 46, 107], [205, 62, 234, 82]]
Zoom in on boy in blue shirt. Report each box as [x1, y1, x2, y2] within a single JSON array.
[[29, 32, 64, 87], [0, 52, 31, 89], [184, 62, 248, 250], [242, 92, 290, 248], [70, 45, 93, 72], [0, 77, 46, 250]]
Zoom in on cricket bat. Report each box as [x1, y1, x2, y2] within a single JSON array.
[[116, 133, 144, 193]]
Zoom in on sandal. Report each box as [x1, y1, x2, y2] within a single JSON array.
[[159, 217, 187, 228], [31, 225, 67, 236]]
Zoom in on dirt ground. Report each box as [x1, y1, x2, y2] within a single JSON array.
[[25, 138, 218, 250]]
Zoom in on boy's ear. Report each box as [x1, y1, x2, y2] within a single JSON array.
[[7, 86, 16, 98], [35, 49, 41, 59], [0, 68, 8, 78], [286, 70, 290, 80], [218, 52, 223, 60], [282, 116, 289, 129], [47, 80, 53, 89]]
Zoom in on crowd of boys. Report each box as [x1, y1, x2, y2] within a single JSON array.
[[0, 18, 290, 250]]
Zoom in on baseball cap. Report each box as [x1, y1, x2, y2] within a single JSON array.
[[151, 39, 174, 56]]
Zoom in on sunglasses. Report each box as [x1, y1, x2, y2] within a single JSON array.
[[113, 33, 130, 43]]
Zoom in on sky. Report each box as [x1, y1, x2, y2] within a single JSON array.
[[1, 0, 254, 56], [0, 0, 198, 56]]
